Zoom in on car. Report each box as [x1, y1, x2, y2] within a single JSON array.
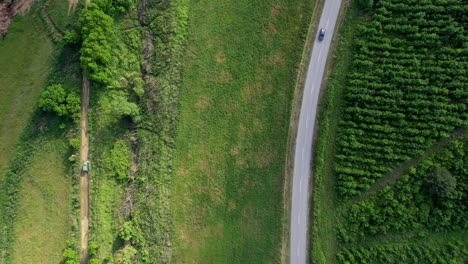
[[82, 161, 90, 173], [318, 28, 326, 41]]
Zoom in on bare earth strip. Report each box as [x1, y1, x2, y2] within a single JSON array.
[[68, 0, 78, 14], [80, 76, 90, 264]]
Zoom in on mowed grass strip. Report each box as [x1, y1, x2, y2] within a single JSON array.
[[11, 137, 71, 264], [0, 16, 53, 182], [172, 0, 315, 262]]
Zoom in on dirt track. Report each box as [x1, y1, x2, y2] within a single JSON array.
[[80, 76, 90, 264]]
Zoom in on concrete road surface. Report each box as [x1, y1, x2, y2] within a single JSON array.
[[290, 0, 342, 263]]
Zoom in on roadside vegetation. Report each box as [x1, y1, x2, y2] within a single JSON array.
[[311, 0, 467, 263], [171, 0, 316, 262]]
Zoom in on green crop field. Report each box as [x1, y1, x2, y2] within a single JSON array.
[[0, 15, 53, 183], [312, 0, 467, 263], [171, 0, 316, 262]]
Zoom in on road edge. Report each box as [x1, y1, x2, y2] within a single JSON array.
[[307, 0, 350, 262], [280, 0, 326, 263]]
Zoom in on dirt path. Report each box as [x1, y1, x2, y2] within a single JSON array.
[[80, 76, 90, 264], [342, 128, 468, 211], [42, 0, 64, 37]]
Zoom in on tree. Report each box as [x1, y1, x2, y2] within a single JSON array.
[[425, 167, 457, 200], [39, 84, 66, 114], [80, 3, 114, 86], [63, 29, 80, 45], [39, 84, 81, 121]]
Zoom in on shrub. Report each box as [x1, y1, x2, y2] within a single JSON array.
[[69, 138, 81, 150], [425, 167, 457, 200], [62, 247, 80, 264], [106, 140, 131, 180], [38, 84, 81, 121], [114, 245, 137, 264], [119, 221, 135, 241], [63, 30, 80, 45]]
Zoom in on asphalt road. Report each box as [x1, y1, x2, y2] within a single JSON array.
[[290, 0, 342, 263]]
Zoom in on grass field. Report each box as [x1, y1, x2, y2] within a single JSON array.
[[11, 136, 71, 264], [0, 15, 53, 183], [0, 4, 81, 262], [46, 0, 81, 32], [171, 0, 316, 262]]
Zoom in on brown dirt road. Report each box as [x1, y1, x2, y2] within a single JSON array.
[[80, 76, 90, 264]]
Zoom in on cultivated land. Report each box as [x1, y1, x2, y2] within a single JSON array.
[[311, 0, 467, 263], [171, 0, 316, 262], [12, 136, 71, 264], [0, 15, 53, 182]]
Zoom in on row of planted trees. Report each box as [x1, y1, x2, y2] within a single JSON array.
[[335, 0, 467, 198]]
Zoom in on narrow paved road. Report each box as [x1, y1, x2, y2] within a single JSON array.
[[290, 0, 342, 263], [80, 76, 90, 264]]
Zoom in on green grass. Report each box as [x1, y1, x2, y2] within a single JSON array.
[[46, 0, 81, 32], [0, 15, 53, 183], [171, 0, 316, 262], [11, 135, 72, 264], [0, 3, 81, 262], [310, 2, 364, 262]]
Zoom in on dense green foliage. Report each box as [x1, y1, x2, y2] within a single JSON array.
[[311, 0, 467, 263], [82, 0, 146, 260], [340, 138, 467, 242], [105, 140, 131, 180], [79, 3, 114, 85], [338, 239, 467, 264], [62, 240, 80, 264], [39, 84, 81, 121], [335, 0, 467, 198]]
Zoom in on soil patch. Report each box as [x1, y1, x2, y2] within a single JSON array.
[[0, 0, 36, 37]]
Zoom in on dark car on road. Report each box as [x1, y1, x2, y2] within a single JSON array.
[[318, 28, 325, 41]]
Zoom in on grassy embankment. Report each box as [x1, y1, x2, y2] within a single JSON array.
[[171, 0, 316, 262], [0, 3, 82, 263], [311, 0, 467, 263]]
